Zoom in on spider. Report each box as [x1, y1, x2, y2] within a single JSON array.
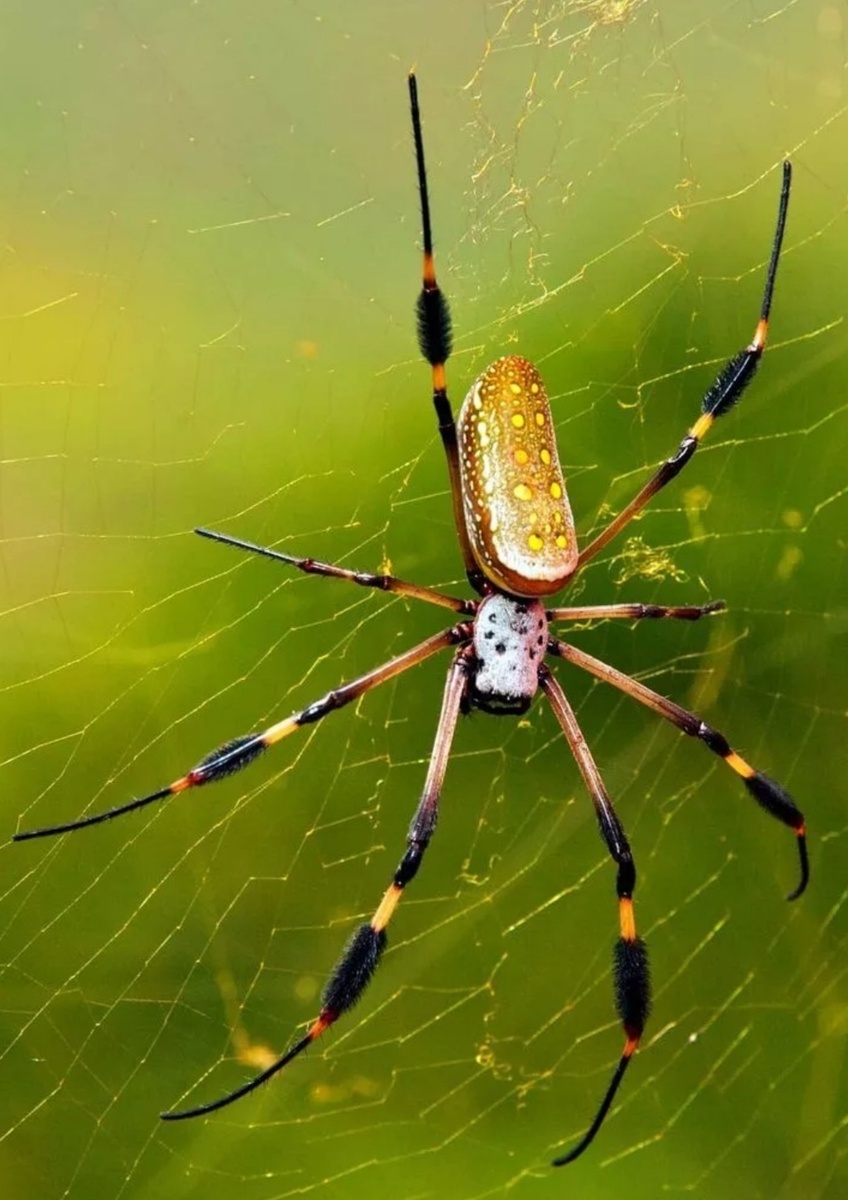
[[14, 74, 807, 1165]]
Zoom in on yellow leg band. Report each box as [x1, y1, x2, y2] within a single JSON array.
[[690, 412, 714, 441], [373, 883, 402, 932], [620, 897, 636, 941], [725, 751, 755, 780], [263, 716, 299, 747]]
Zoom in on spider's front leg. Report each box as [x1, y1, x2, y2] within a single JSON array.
[[161, 645, 472, 1121], [540, 667, 651, 1165], [548, 637, 808, 899]]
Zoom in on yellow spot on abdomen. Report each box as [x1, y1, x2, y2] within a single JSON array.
[[513, 483, 533, 501], [511, 413, 525, 429], [549, 482, 562, 499], [514, 448, 529, 465], [527, 533, 544, 551]]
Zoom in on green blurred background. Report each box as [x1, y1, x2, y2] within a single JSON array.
[[1, 2, 846, 1197]]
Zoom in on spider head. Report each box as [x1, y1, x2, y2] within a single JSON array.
[[467, 594, 548, 716]]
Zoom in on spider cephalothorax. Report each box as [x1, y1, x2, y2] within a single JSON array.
[[467, 594, 549, 715]]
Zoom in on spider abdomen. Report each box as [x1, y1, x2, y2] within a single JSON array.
[[458, 355, 578, 598], [470, 593, 548, 714]]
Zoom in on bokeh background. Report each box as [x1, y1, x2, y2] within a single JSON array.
[[1, 3, 846, 1198]]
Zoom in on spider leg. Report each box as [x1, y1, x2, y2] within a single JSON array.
[[161, 644, 471, 1120], [195, 527, 473, 615], [547, 600, 726, 623], [539, 667, 651, 1166], [408, 72, 484, 595], [577, 162, 791, 573], [13, 625, 470, 841], [547, 637, 808, 900]]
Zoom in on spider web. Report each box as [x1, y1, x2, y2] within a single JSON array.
[[1, 2, 847, 1198]]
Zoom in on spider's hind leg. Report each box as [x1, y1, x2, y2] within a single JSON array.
[[196, 526, 472, 615]]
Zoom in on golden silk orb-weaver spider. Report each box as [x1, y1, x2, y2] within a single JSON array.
[[14, 74, 807, 1164]]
